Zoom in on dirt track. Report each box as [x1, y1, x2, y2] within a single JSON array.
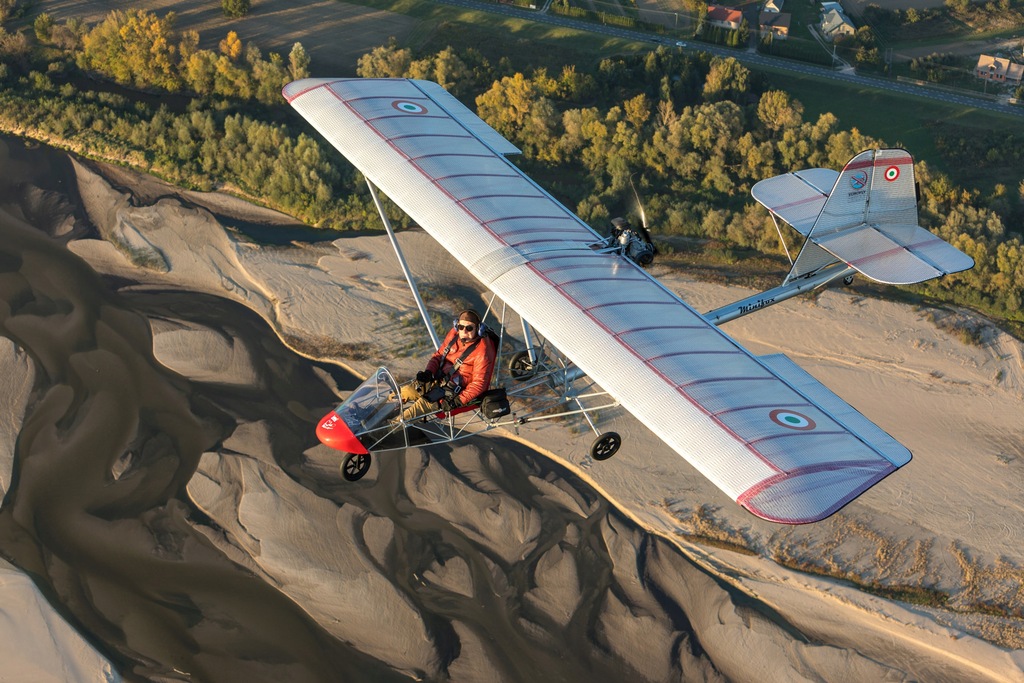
[[35, 0, 417, 75]]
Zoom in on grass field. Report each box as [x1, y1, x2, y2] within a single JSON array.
[[765, 68, 1022, 190], [34, 0, 419, 74], [348, 0, 654, 72]]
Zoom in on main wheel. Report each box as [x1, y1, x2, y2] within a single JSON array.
[[342, 452, 372, 481], [508, 350, 537, 381], [590, 432, 621, 461]]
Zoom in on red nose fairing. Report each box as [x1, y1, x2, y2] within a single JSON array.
[[316, 410, 369, 454]]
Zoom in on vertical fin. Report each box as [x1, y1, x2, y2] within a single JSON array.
[[809, 148, 918, 238], [810, 149, 879, 237]]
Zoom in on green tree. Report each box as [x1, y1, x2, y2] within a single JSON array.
[[432, 47, 470, 96], [288, 42, 310, 81], [0, 0, 16, 24], [407, 46, 471, 97], [356, 40, 412, 78], [557, 106, 602, 161], [222, 0, 252, 19], [623, 93, 651, 130], [0, 27, 29, 62], [945, 0, 969, 14], [219, 30, 242, 61], [736, 132, 777, 180], [702, 56, 749, 102], [182, 48, 218, 95], [51, 18, 84, 51], [178, 29, 199, 64], [558, 64, 596, 101], [79, 9, 180, 90], [475, 72, 545, 140], [34, 12, 54, 42], [521, 96, 561, 162], [213, 53, 252, 98], [757, 90, 803, 135], [259, 55, 290, 103]]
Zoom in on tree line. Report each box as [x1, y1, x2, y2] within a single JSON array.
[[30, 8, 310, 104], [0, 7, 1021, 323]]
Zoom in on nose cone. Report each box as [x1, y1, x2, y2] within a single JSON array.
[[316, 410, 369, 454]]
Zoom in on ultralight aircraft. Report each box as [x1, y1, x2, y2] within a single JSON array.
[[284, 78, 973, 524]]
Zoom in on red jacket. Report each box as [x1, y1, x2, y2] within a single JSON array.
[[425, 329, 496, 404]]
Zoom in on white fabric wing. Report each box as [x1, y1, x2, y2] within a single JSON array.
[[285, 78, 911, 523]]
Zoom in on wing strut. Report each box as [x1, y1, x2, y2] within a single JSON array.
[[367, 179, 441, 351]]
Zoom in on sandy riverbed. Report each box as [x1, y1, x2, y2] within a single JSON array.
[[1, 143, 1023, 681]]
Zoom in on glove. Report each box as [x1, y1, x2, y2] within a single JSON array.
[[439, 395, 461, 411], [416, 370, 434, 383]]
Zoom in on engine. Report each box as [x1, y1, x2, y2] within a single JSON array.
[[610, 217, 655, 267]]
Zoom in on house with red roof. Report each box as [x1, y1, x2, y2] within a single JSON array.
[[707, 5, 743, 30], [976, 55, 1024, 85]]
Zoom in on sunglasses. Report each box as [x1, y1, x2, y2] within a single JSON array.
[[456, 323, 476, 331]]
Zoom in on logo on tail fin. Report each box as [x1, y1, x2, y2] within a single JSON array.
[[850, 171, 868, 190]]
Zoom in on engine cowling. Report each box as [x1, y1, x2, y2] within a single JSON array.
[[611, 217, 655, 267]]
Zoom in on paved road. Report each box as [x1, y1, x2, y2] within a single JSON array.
[[437, 0, 1023, 118]]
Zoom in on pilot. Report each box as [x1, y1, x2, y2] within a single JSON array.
[[400, 309, 497, 420]]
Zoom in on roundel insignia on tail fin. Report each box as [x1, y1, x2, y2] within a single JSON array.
[[884, 166, 900, 181]]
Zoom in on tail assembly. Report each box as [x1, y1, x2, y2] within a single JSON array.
[[752, 148, 974, 287], [707, 149, 975, 325], [803, 149, 973, 285]]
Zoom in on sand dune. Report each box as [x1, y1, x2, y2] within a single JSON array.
[[2, 150, 1023, 681]]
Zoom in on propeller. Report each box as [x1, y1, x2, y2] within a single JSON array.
[[629, 173, 656, 255], [629, 173, 648, 232]]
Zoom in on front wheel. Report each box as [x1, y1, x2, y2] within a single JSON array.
[[342, 452, 372, 481], [590, 432, 621, 461]]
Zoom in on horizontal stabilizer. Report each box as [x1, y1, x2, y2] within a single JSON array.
[[751, 168, 839, 236], [814, 222, 973, 285]]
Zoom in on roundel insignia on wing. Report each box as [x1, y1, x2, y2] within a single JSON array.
[[769, 409, 816, 431], [884, 165, 900, 181], [392, 100, 427, 114], [849, 171, 868, 190]]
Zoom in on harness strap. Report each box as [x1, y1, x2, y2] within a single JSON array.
[[444, 337, 481, 379]]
